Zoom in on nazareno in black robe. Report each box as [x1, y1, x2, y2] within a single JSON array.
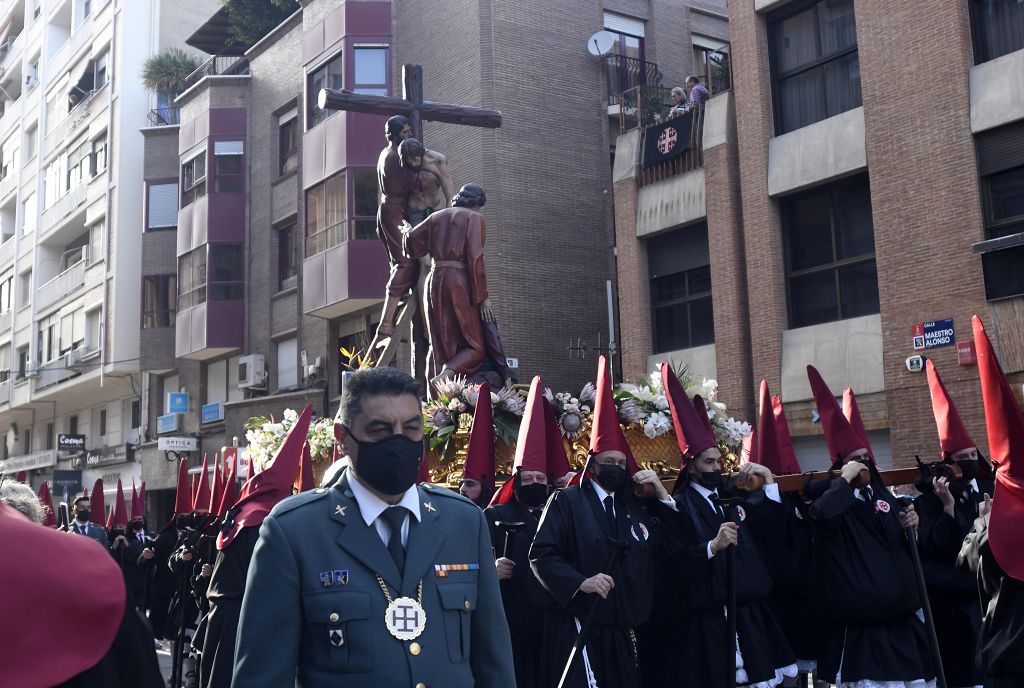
[[530, 479, 669, 688], [485, 498, 550, 688], [915, 479, 992, 688], [809, 477, 935, 685], [664, 483, 796, 687], [198, 525, 261, 688], [957, 511, 1024, 688]]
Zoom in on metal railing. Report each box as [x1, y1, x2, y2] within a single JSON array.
[[181, 55, 250, 94], [36, 254, 87, 310], [37, 356, 75, 388], [606, 55, 663, 107], [147, 107, 180, 126], [44, 89, 99, 158], [637, 105, 706, 187], [617, 83, 675, 134], [0, 31, 24, 74], [41, 184, 88, 233]]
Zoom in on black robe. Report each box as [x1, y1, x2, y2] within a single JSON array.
[[198, 526, 260, 688], [121, 531, 152, 609], [54, 589, 165, 688], [485, 499, 550, 688], [148, 528, 179, 639], [530, 480, 666, 688], [165, 538, 200, 640], [916, 480, 991, 687], [809, 477, 934, 684], [665, 484, 796, 687], [957, 511, 1024, 688]]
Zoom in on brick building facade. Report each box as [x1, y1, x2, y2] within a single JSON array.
[[613, 0, 1024, 470]]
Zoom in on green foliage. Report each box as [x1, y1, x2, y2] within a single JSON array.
[[221, 0, 300, 48], [140, 49, 202, 97]]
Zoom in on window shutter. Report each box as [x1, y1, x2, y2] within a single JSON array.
[[976, 120, 1024, 176], [604, 12, 645, 37], [214, 141, 244, 156], [148, 183, 178, 228]]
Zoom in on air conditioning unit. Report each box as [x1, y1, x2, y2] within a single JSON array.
[[25, 361, 39, 379], [64, 349, 81, 368], [304, 356, 322, 381], [238, 354, 266, 390]]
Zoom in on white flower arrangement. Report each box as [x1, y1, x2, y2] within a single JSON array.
[[422, 376, 527, 450], [244, 409, 336, 473]]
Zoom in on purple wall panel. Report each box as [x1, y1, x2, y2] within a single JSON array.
[[209, 108, 246, 135], [346, 113, 387, 165], [208, 194, 245, 243], [344, 239, 388, 298], [346, 2, 390, 35], [205, 301, 245, 350]]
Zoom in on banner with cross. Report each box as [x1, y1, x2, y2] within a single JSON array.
[[642, 111, 693, 168]]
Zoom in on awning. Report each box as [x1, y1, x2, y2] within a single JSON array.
[[68, 57, 94, 107], [186, 7, 248, 56]]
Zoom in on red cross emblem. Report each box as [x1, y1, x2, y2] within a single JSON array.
[[657, 127, 678, 154]]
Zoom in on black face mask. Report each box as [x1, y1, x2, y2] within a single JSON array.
[[131, 522, 144, 532], [75, 510, 91, 522], [349, 430, 423, 495], [956, 460, 979, 482], [696, 470, 723, 490], [516, 482, 549, 509], [176, 515, 194, 530], [594, 464, 627, 493]]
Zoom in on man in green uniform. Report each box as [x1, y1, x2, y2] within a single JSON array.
[[232, 367, 515, 688]]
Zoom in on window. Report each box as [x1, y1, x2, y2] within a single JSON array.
[[177, 246, 207, 309], [977, 121, 1024, 240], [17, 270, 31, 309], [181, 151, 207, 207], [89, 222, 102, 265], [68, 415, 78, 435], [31, 0, 40, 20], [15, 345, 28, 381], [604, 12, 647, 100], [0, 274, 11, 313], [99, 408, 106, 437], [147, 183, 178, 230], [307, 53, 343, 128], [66, 138, 91, 191], [94, 50, 109, 90], [24, 125, 37, 161], [90, 136, 107, 176], [83, 0, 93, 19], [0, 344, 9, 382], [142, 275, 176, 328], [85, 308, 100, 352], [693, 40, 731, 96], [604, 12, 646, 61], [46, 423, 53, 450], [131, 399, 141, 429], [213, 141, 243, 193], [22, 192, 36, 236], [971, 0, 1024, 64], [782, 175, 879, 328], [353, 47, 388, 95], [277, 224, 297, 290], [279, 112, 298, 175], [769, 0, 861, 134], [23, 427, 30, 454], [352, 169, 378, 240], [38, 313, 59, 362], [277, 337, 298, 390], [205, 355, 244, 405], [304, 171, 346, 256], [210, 244, 243, 300], [648, 224, 715, 353]]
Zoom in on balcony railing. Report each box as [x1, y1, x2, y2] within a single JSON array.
[[36, 255, 87, 310], [147, 107, 180, 126], [0, 170, 15, 200], [181, 55, 250, 94], [0, 31, 24, 74], [636, 101, 706, 187], [0, 309, 10, 334], [0, 235, 14, 265], [44, 89, 99, 158], [606, 55, 663, 107], [41, 184, 87, 233], [37, 356, 76, 388]]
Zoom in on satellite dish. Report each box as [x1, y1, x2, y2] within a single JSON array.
[[587, 31, 617, 57]]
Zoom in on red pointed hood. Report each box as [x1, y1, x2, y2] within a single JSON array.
[[771, 395, 802, 474], [741, 429, 757, 465], [191, 474, 199, 506], [463, 382, 496, 488], [754, 380, 786, 474], [807, 365, 869, 462], [691, 394, 716, 438], [15, 470, 25, 483], [193, 454, 212, 512], [89, 479, 105, 528], [925, 359, 977, 456], [590, 356, 637, 473], [843, 388, 874, 456], [973, 315, 1024, 581], [217, 456, 237, 520], [299, 442, 314, 492], [210, 456, 224, 514], [38, 481, 58, 527], [0, 502, 126, 686], [110, 480, 128, 529], [544, 397, 571, 478], [219, 405, 313, 550], [662, 362, 716, 463], [514, 377, 550, 475], [130, 480, 142, 520], [173, 459, 191, 515]]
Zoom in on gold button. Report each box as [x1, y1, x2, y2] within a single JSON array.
[[464, 600, 471, 610], [409, 642, 421, 656], [329, 612, 340, 623], [416, 684, 427, 688]]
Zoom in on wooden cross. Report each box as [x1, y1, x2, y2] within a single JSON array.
[[316, 64, 502, 140]]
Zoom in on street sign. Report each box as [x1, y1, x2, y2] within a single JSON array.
[[922, 319, 955, 349], [201, 401, 224, 424], [158, 436, 198, 452], [166, 393, 189, 414], [957, 341, 977, 366], [157, 414, 180, 434]]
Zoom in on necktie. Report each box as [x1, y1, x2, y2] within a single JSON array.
[[380, 507, 407, 574], [863, 485, 874, 503], [603, 496, 616, 535], [710, 492, 725, 520]]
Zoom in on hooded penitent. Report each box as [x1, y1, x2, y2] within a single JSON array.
[[926, 359, 977, 457], [218, 404, 313, 550], [973, 315, 1024, 581], [173, 459, 192, 516], [462, 382, 496, 494], [210, 456, 224, 513], [38, 481, 58, 527], [490, 377, 549, 506], [109, 480, 128, 530], [193, 454, 212, 513], [0, 502, 126, 686], [843, 387, 874, 456], [771, 395, 802, 474], [89, 479, 105, 527], [807, 365, 871, 462], [753, 381, 783, 474], [662, 362, 716, 464], [590, 355, 638, 473], [217, 456, 237, 520], [130, 480, 143, 521]]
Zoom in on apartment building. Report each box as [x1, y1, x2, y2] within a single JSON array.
[[612, 0, 1024, 469], [0, 0, 219, 511], [136, 0, 728, 517]]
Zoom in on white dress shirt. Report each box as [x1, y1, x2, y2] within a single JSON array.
[[689, 481, 781, 558], [348, 473, 422, 549]]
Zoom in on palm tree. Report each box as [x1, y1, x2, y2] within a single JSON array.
[[141, 49, 201, 125]]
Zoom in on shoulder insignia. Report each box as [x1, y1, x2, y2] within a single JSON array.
[[271, 488, 332, 517]]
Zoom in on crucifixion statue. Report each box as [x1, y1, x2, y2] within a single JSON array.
[[317, 64, 504, 390]]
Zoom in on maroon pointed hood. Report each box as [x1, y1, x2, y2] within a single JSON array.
[[463, 382, 496, 488], [843, 387, 874, 456], [218, 405, 313, 550], [38, 481, 58, 528], [88, 479, 105, 527], [662, 363, 716, 463], [770, 395, 802, 474], [807, 365, 870, 462], [173, 460, 191, 515]]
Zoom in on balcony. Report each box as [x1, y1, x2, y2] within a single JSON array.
[[0, 309, 10, 334], [44, 88, 102, 159], [0, 235, 13, 265], [0, 29, 24, 75], [45, 13, 93, 81], [0, 377, 9, 406], [36, 355, 76, 388], [147, 107, 180, 126], [36, 252, 86, 310], [0, 84, 22, 138], [606, 54, 663, 109], [0, 169, 15, 201], [302, 239, 389, 319], [41, 183, 87, 233], [180, 55, 249, 95]]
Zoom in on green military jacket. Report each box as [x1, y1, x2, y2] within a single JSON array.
[[232, 470, 515, 688]]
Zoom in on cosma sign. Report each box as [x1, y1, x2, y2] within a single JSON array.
[[57, 433, 86, 452]]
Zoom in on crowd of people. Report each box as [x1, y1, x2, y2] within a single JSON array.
[[0, 313, 1021, 688]]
